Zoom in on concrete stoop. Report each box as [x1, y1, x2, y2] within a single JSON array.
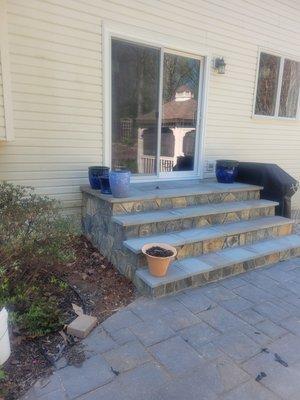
[[81, 180, 300, 297]]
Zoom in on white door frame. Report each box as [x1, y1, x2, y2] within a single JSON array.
[[102, 21, 210, 181]]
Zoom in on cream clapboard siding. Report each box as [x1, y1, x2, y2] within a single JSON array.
[[0, 0, 299, 213], [0, 53, 5, 139]]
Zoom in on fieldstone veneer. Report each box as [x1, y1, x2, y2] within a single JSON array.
[[81, 180, 300, 297]]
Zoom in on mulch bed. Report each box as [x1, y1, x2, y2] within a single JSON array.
[[1, 236, 136, 400]]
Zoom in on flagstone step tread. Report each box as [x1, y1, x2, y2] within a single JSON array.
[[113, 199, 278, 226], [124, 216, 293, 253], [81, 182, 262, 203], [135, 234, 300, 290]]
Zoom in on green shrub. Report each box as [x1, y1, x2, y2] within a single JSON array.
[[0, 182, 75, 336]]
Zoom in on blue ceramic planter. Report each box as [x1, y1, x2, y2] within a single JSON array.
[[100, 173, 112, 195], [216, 160, 238, 184], [109, 170, 131, 198], [88, 166, 109, 190]]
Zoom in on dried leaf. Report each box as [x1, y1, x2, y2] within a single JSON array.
[[72, 303, 83, 316]]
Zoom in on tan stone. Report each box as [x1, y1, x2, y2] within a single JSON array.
[[203, 238, 225, 253], [177, 244, 194, 259], [277, 224, 292, 236], [171, 197, 187, 208], [67, 315, 97, 338]]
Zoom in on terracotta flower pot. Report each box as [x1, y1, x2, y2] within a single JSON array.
[[141, 243, 177, 277]]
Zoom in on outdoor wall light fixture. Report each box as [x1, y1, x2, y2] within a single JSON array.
[[214, 57, 226, 74]]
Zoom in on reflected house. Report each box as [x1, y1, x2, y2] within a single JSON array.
[[137, 85, 197, 173]]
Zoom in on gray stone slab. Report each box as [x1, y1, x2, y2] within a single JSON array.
[[280, 316, 300, 336], [106, 327, 137, 345], [255, 319, 288, 340], [151, 371, 218, 400], [187, 356, 250, 395], [103, 340, 152, 372], [177, 257, 212, 273], [180, 321, 220, 349], [194, 341, 224, 361], [200, 285, 237, 302], [220, 276, 247, 289], [57, 354, 114, 399], [83, 329, 118, 355], [37, 390, 67, 400], [124, 233, 183, 253], [159, 308, 200, 331], [76, 380, 131, 400], [238, 323, 271, 346], [217, 247, 258, 263], [238, 308, 266, 325], [102, 310, 142, 333], [136, 263, 189, 288], [221, 381, 280, 400], [268, 333, 300, 365], [198, 306, 247, 333], [30, 375, 63, 399], [212, 330, 261, 362], [177, 290, 215, 313], [241, 270, 278, 289], [246, 234, 300, 255], [149, 335, 204, 376], [117, 361, 170, 397], [233, 284, 276, 304], [220, 297, 253, 314], [252, 301, 290, 323], [129, 319, 175, 346], [128, 298, 172, 321]]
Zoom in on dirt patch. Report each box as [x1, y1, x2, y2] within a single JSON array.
[[146, 246, 174, 257], [1, 236, 136, 400]]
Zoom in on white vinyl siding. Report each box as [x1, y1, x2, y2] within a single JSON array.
[[0, 54, 5, 139], [0, 0, 299, 213]]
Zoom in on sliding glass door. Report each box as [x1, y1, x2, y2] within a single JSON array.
[[111, 38, 202, 179]]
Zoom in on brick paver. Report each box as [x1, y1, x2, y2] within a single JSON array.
[[23, 257, 300, 400]]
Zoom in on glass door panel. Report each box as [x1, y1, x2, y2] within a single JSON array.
[[160, 52, 201, 173], [111, 39, 160, 175]]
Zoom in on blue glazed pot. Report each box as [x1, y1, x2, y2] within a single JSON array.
[[88, 166, 109, 190], [216, 160, 238, 184], [100, 172, 112, 195], [109, 170, 131, 198]]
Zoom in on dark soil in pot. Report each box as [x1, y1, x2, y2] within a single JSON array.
[[146, 246, 174, 258]]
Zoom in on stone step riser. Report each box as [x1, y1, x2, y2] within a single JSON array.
[[111, 189, 260, 215], [123, 206, 276, 239], [134, 246, 300, 297], [125, 222, 293, 271]]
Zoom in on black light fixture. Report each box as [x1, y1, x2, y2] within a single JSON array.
[[214, 57, 226, 74]]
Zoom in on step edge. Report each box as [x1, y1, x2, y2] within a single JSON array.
[[124, 217, 292, 253], [113, 200, 279, 226], [135, 234, 300, 288], [81, 184, 263, 204]]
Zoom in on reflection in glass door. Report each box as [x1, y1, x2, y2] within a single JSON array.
[[111, 39, 202, 178], [160, 52, 200, 174], [111, 39, 160, 175]]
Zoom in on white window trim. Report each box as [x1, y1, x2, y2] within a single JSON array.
[[0, 0, 14, 141], [252, 48, 300, 121], [102, 21, 210, 181]]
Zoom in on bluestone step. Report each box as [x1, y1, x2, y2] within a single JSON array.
[[113, 199, 277, 226], [134, 234, 300, 297], [124, 216, 292, 254]]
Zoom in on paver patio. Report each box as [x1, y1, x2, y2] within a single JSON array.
[[24, 257, 300, 400]]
